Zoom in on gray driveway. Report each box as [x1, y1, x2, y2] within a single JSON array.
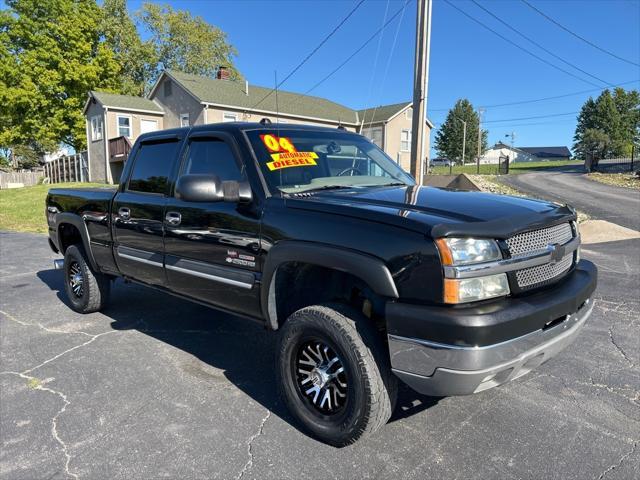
[[1, 230, 639, 480], [502, 170, 640, 230]]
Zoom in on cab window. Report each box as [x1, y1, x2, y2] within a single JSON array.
[[183, 138, 244, 181]]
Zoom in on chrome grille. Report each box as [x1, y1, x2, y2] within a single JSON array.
[[506, 222, 575, 289], [515, 254, 573, 288], [506, 223, 573, 258]]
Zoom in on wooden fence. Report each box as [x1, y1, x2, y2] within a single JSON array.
[[43, 152, 88, 184], [0, 170, 44, 189]]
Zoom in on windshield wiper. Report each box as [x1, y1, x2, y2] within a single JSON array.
[[295, 185, 358, 194]]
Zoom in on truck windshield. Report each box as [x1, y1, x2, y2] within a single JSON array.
[[245, 129, 415, 194]]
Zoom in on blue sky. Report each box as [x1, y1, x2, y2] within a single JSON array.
[[6, 0, 640, 155], [125, 0, 639, 155]]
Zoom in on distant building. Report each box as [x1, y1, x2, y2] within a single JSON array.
[[480, 142, 571, 164], [83, 69, 434, 183]]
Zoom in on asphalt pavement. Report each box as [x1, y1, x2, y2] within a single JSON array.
[[1, 220, 639, 478], [502, 169, 640, 231]]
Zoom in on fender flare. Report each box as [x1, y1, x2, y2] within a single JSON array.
[[55, 213, 99, 271], [261, 241, 399, 329]]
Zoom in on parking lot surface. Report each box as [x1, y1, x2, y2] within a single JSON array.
[[1, 230, 638, 480]]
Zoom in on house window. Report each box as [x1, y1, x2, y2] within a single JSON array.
[[400, 129, 411, 152], [362, 126, 383, 147], [180, 113, 190, 127], [117, 115, 132, 138], [90, 116, 103, 141], [164, 80, 172, 97], [222, 112, 238, 122]]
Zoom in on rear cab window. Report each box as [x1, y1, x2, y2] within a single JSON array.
[[126, 140, 181, 194]]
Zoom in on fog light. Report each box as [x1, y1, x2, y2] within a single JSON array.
[[444, 273, 510, 304]]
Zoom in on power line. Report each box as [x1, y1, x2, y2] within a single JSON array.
[[427, 78, 639, 111], [443, 0, 603, 88], [362, 0, 409, 130], [360, 0, 391, 131], [483, 111, 579, 124], [470, 0, 613, 87], [250, 0, 366, 110], [520, 0, 640, 67], [305, 0, 412, 95]]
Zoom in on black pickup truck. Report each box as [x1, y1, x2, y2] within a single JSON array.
[[46, 123, 597, 446]]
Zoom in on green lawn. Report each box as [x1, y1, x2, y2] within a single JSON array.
[[0, 182, 111, 234], [430, 160, 583, 175]]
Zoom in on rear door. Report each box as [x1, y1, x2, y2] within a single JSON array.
[[163, 131, 262, 317], [112, 135, 183, 285]]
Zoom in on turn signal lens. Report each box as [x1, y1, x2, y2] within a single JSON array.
[[444, 273, 510, 304]]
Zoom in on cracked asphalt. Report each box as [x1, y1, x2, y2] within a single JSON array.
[[1, 219, 639, 478]]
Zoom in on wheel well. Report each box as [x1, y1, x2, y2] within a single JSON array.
[[58, 223, 83, 254], [271, 262, 387, 331]]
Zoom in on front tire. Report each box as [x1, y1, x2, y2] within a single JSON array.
[[63, 245, 110, 313], [276, 304, 397, 447]]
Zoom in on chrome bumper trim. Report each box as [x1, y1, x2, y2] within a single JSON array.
[[389, 297, 593, 395], [443, 235, 580, 279]]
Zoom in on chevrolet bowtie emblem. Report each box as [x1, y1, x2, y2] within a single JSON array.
[[548, 243, 565, 263]]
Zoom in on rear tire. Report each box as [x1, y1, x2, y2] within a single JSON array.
[[63, 244, 110, 313], [276, 304, 397, 447]]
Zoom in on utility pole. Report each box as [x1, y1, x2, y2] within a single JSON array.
[[460, 119, 467, 165], [476, 108, 484, 174], [410, 0, 432, 184]]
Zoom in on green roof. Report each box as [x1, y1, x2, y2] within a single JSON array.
[[357, 102, 411, 125], [166, 70, 358, 124], [90, 91, 163, 113]]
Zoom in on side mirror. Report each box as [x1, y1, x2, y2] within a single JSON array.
[[175, 175, 253, 204], [221, 180, 253, 204], [175, 174, 223, 202]]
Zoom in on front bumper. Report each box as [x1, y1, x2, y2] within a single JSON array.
[[387, 260, 597, 396]]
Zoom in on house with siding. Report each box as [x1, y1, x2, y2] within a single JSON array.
[[480, 142, 571, 164], [84, 69, 433, 183]]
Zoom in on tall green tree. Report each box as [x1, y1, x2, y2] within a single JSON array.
[[434, 99, 488, 163], [137, 3, 239, 80], [573, 88, 639, 159], [101, 0, 156, 96], [0, 0, 121, 151]]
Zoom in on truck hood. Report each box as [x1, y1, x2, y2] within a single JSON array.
[[285, 185, 576, 239]]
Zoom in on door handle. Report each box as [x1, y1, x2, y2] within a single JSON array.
[[118, 207, 130, 220], [165, 211, 181, 226]]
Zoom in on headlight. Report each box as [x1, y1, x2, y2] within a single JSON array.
[[444, 273, 510, 304], [435, 237, 502, 265]]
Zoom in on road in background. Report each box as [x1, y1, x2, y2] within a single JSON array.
[[502, 169, 639, 231]]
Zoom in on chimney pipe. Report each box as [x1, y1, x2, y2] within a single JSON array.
[[245, 80, 249, 95]]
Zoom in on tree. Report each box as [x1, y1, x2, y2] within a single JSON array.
[[101, 0, 156, 96], [573, 88, 639, 159], [434, 99, 488, 163], [578, 128, 610, 161], [0, 0, 121, 152], [137, 3, 239, 80]]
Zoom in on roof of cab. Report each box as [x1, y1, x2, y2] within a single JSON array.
[[136, 121, 356, 142]]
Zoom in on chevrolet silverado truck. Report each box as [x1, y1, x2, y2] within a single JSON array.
[[46, 123, 597, 446]]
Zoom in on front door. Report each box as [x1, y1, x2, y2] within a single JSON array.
[[112, 137, 183, 285], [163, 132, 262, 317]]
